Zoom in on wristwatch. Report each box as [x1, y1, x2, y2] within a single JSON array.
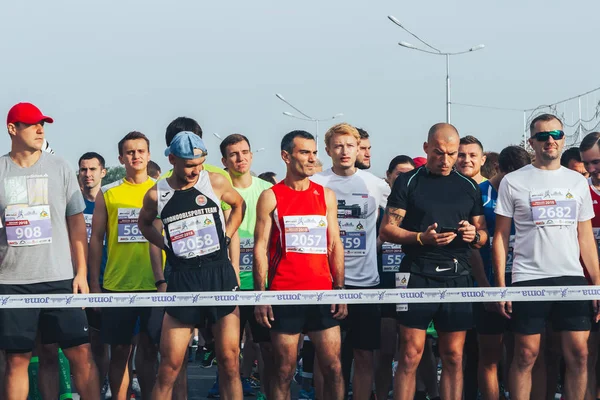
[[470, 232, 481, 247], [225, 236, 231, 246]]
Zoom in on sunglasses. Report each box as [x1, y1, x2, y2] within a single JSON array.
[[532, 130, 565, 142]]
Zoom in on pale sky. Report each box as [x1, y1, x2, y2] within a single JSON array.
[[1, 1, 599, 177]]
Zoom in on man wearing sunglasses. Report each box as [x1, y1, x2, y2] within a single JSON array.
[[493, 114, 600, 400]]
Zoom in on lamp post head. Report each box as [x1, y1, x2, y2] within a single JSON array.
[[470, 44, 485, 51], [275, 93, 286, 101], [387, 15, 403, 28], [333, 113, 344, 118], [283, 111, 295, 117], [398, 41, 416, 49], [213, 133, 222, 141]]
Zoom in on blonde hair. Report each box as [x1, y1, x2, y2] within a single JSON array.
[[324, 123, 360, 148]]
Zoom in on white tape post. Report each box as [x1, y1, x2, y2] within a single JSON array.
[[0, 286, 599, 308]]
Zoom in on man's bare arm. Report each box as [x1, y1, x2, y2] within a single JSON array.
[[253, 189, 275, 291], [379, 206, 419, 245], [325, 188, 344, 288], [89, 191, 108, 292], [138, 186, 165, 250], [579, 219, 600, 285], [492, 215, 512, 287]]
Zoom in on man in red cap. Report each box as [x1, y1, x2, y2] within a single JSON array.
[[413, 157, 427, 168], [0, 103, 100, 399]]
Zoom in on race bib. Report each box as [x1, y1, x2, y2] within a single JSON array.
[[84, 213, 93, 242], [490, 235, 516, 273], [117, 208, 146, 242], [168, 214, 221, 259], [395, 273, 410, 312], [283, 215, 327, 254], [337, 195, 369, 256], [381, 242, 404, 272], [5, 205, 52, 247], [239, 237, 254, 272], [530, 189, 577, 227]]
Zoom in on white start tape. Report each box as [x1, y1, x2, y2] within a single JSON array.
[[0, 286, 598, 308]]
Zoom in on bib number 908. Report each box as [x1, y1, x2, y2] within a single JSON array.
[[15, 226, 42, 239]]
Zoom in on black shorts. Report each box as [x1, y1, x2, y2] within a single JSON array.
[[240, 304, 271, 343], [165, 261, 237, 327], [0, 279, 89, 353], [271, 304, 340, 335], [396, 274, 474, 332], [511, 276, 592, 334], [474, 302, 509, 335], [100, 289, 163, 346], [341, 285, 381, 350], [85, 308, 102, 331]]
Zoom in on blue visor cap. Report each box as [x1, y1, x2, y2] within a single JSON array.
[[164, 131, 208, 159]]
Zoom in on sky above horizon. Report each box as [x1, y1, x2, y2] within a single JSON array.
[[1, 1, 599, 177]]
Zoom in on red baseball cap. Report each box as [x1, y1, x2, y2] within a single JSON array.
[[413, 157, 427, 168], [6, 103, 54, 125]]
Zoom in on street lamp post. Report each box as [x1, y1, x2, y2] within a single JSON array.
[[389, 16, 484, 123], [276, 93, 343, 153]]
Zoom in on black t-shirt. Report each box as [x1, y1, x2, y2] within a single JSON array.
[[387, 167, 484, 277]]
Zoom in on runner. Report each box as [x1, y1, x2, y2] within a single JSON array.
[[137, 131, 245, 399], [253, 130, 347, 400], [0, 102, 100, 399], [78, 151, 110, 396], [88, 131, 159, 400], [311, 123, 390, 400], [220, 133, 273, 399], [258, 172, 277, 185], [147, 160, 162, 180], [380, 123, 487, 400], [375, 155, 415, 400], [355, 128, 371, 170], [493, 114, 600, 400], [472, 146, 531, 400], [456, 135, 487, 184], [577, 132, 600, 400], [561, 146, 589, 178], [481, 151, 499, 180]]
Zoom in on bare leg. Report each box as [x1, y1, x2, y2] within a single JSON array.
[[151, 313, 194, 399], [212, 308, 242, 400], [308, 326, 344, 400], [270, 331, 302, 399], [375, 318, 396, 400], [561, 330, 589, 400], [352, 349, 374, 400], [418, 337, 439, 398], [586, 331, 599, 400], [437, 330, 467, 400], [477, 334, 503, 400], [393, 326, 426, 400], [4, 352, 32, 400], [36, 341, 59, 400], [509, 333, 541, 400], [90, 328, 109, 386], [109, 344, 133, 400], [62, 343, 101, 400]]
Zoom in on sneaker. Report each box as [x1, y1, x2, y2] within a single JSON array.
[[242, 377, 255, 396], [256, 391, 267, 400], [299, 387, 315, 400], [102, 378, 112, 399], [207, 376, 220, 398], [202, 348, 217, 368], [248, 375, 261, 389], [131, 377, 141, 397]]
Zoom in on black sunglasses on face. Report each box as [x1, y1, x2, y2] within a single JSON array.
[[532, 130, 565, 141]]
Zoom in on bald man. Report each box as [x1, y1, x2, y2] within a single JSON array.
[[379, 123, 488, 400]]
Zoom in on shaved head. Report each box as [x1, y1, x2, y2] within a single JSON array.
[[427, 123, 459, 143]]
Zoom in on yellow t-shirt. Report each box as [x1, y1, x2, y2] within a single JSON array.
[[159, 163, 232, 211], [102, 178, 156, 292]]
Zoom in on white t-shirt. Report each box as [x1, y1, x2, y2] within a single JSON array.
[[311, 168, 390, 287], [495, 164, 594, 283]]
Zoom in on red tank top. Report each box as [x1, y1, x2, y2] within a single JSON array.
[[584, 182, 600, 282], [268, 181, 332, 291]]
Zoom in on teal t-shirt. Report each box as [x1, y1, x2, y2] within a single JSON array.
[[234, 176, 272, 289]]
